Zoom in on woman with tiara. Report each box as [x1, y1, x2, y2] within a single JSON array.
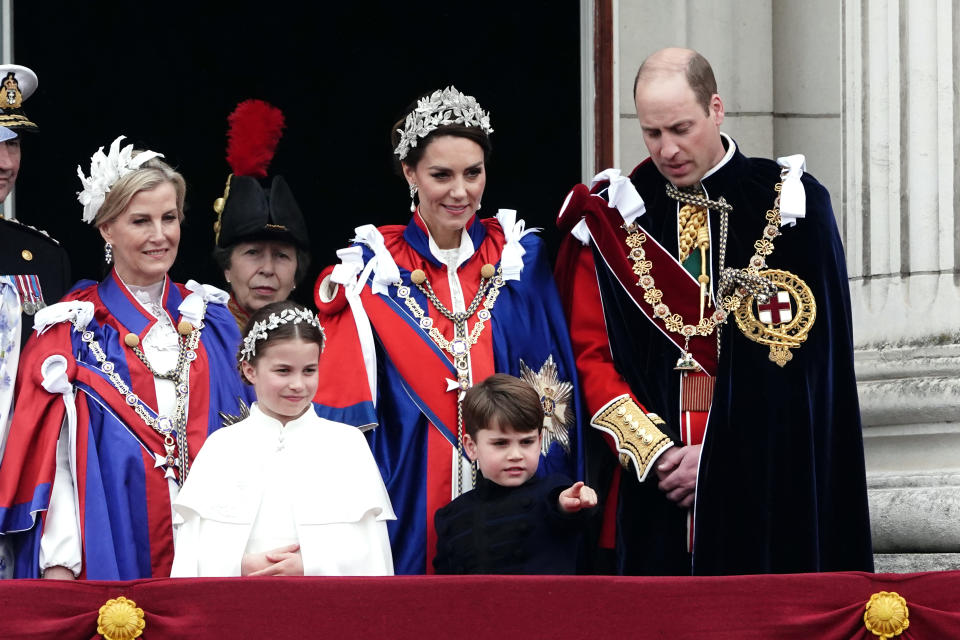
[[0, 136, 251, 579], [313, 87, 586, 574]]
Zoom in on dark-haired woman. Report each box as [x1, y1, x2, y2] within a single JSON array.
[[313, 87, 586, 574]]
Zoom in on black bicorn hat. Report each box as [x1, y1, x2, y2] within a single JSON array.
[[212, 100, 309, 250], [0, 65, 38, 132], [214, 174, 309, 249]]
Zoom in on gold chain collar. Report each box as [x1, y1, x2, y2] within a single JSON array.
[[622, 179, 786, 359]]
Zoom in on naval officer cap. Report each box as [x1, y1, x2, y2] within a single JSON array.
[[0, 64, 38, 133]]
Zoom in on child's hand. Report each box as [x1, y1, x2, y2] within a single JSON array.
[[558, 481, 598, 513], [241, 543, 302, 576], [250, 547, 304, 577], [41, 566, 76, 580]]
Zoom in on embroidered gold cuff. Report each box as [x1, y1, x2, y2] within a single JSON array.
[[592, 395, 672, 482]]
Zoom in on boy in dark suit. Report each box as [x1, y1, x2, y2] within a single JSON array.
[[433, 374, 597, 574]]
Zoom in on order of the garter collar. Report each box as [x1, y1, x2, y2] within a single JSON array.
[[240, 307, 325, 361], [394, 86, 493, 160]]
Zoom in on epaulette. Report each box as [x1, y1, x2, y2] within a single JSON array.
[[0, 216, 62, 245]]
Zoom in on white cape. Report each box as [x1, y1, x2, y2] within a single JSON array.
[[171, 404, 395, 577]]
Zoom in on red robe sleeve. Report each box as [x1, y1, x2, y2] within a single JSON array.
[[0, 322, 75, 533], [312, 265, 377, 429], [555, 235, 674, 484]]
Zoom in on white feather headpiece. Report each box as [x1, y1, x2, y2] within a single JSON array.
[[76, 135, 163, 224]]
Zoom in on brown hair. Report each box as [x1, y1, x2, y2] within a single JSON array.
[[462, 373, 543, 439], [633, 49, 718, 116], [93, 155, 186, 228], [237, 299, 325, 384]]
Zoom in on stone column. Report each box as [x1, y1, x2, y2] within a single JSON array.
[[842, 0, 960, 572], [616, 0, 842, 199], [617, 0, 775, 170]]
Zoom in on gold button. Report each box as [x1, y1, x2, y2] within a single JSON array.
[[410, 269, 426, 285], [124, 333, 140, 347], [21, 249, 33, 261], [480, 263, 496, 279], [177, 321, 193, 335]]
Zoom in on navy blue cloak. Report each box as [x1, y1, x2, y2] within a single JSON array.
[[560, 143, 873, 575]]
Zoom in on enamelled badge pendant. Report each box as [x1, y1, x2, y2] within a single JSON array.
[[733, 269, 816, 367], [674, 338, 701, 372]]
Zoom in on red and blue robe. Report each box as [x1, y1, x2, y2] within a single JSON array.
[[314, 214, 586, 574], [0, 271, 252, 579]]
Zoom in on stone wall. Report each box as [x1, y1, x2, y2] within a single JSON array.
[[842, 0, 960, 571], [616, 0, 840, 202]]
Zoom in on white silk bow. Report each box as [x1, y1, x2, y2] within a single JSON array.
[[776, 154, 807, 227], [591, 168, 646, 226], [33, 301, 95, 335], [180, 280, 229, 327], [353, 224, 401, 295], [496, 209, 540, 281]]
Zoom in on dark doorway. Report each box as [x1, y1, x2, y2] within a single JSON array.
[[13, 1, 581, 305]]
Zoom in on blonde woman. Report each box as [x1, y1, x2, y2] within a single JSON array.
[[0, 136, 251, 579]]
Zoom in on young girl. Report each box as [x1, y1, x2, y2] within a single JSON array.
[[170, 300, 395, 576]]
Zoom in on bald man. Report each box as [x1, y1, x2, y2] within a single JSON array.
[[555, 48, 872, 575]]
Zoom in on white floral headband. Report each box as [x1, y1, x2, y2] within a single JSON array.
[[240, 307, 325, 362], [394, 86, 493, 161], [76, 135, 164, 224]]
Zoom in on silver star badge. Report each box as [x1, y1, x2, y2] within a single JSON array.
[[519, 355, 573, 455]]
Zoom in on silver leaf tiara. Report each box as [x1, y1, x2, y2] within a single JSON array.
[[394, 86, 493, 161], [239, 307, 325, 362]]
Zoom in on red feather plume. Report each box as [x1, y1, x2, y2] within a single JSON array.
[[225, 99, 285, 178]]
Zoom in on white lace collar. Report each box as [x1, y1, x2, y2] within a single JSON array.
[[419, 212, 475, 268]]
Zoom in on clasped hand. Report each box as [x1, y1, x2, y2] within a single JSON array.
[[656, 443, 701, 508], [241, 542, 304, 577]]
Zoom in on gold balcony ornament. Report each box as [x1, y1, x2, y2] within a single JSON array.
[[863, 591, 909, 639], [97, 596, 146, 640]]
